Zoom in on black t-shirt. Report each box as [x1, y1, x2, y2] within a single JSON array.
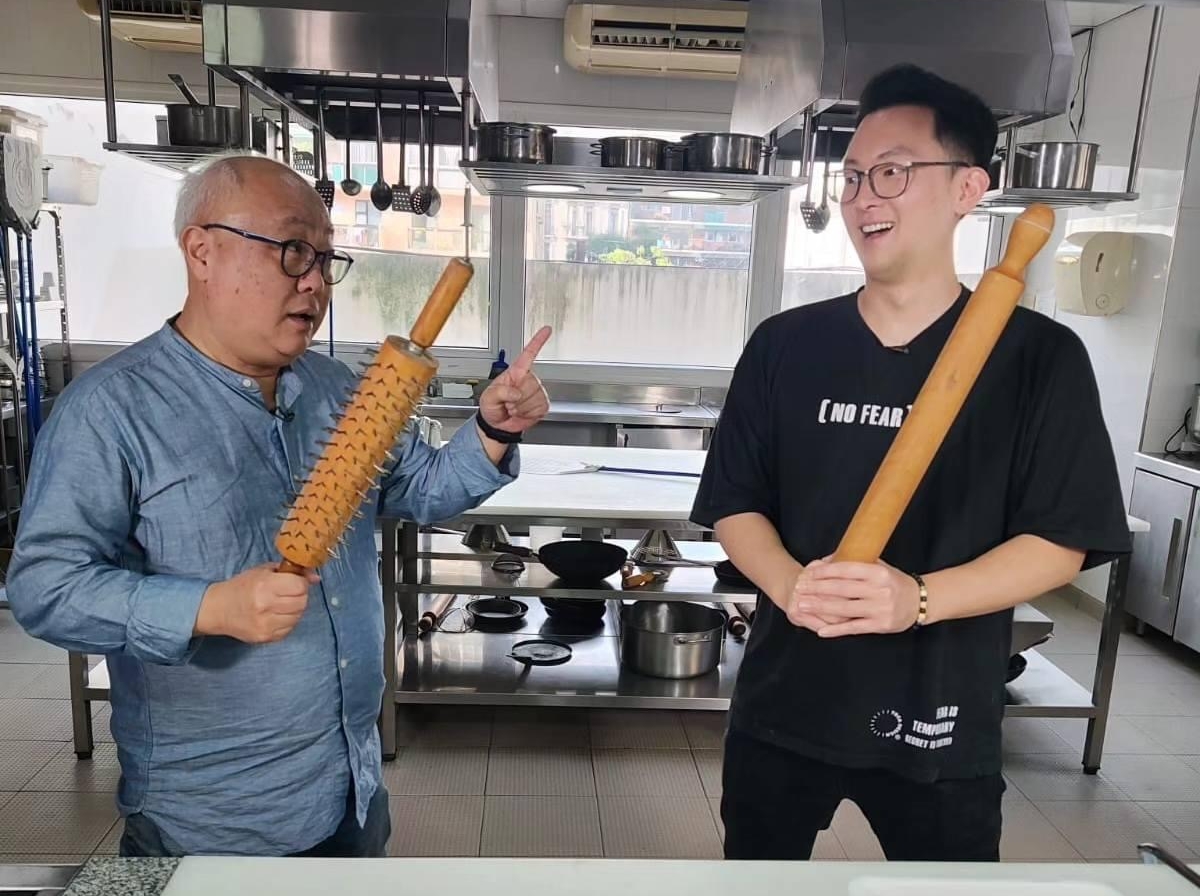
[[691, 287, 1131, 782]]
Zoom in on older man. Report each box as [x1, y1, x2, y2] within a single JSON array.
[[7, 155, 550, 857]]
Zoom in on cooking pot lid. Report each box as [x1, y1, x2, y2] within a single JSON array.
[[509, 639, 573, 666]]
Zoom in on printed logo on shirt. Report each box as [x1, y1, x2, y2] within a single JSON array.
[[869, 704, 959, 751], [817, 399, 912, 429]]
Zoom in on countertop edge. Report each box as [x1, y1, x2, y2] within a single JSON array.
[[1135, 452, 1200, 490]]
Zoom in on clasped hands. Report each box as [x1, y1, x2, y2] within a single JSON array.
[[786, 557, 921, 638]]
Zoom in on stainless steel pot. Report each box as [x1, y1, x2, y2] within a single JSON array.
[[681, 132, 764, 174], [620, 601, 724, 679], [476, 122, 556, 164], [165, 73, 241, 148], [593, 136, 666, 169], [1011, 142, 1098, 190], [662, 142, 687, 171]]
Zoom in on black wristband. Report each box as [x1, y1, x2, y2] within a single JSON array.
[[475, 412, 523, 445]]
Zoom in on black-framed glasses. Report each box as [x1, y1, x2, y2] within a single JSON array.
[[829, 161, 972, 204], [201, 224, 355, 285]]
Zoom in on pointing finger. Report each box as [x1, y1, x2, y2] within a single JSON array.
[[509, 326, 553, 381]]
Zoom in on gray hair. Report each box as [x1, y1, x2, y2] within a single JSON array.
[[174, 153, 317, 240], [173, 152, 253, 240]]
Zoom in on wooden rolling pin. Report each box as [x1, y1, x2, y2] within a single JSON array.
[[834, 204, 1055, 564], [720, 602, 749, 640], [418, 594, 458, 634], [276, 258, 474, 574]]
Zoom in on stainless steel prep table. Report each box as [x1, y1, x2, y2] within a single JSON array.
[[377, 445, 1143, 771]]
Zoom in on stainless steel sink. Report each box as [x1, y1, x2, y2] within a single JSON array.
[[0, 863, 79, 895]]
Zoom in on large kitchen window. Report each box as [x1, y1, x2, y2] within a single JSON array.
[[306, 134, 492, 349], [781, 159, 993, 310], [3, 95, 487, 352], [3, 95, 189, 346], [523, 197, 753, 368]]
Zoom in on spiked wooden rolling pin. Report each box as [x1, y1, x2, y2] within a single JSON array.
[[833, 204, 1056, 564], [276, 257, 474, 574]]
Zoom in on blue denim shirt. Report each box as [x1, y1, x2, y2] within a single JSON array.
[[7, 321, 516, 855]]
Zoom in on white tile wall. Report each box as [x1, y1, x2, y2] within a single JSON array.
[[1143, 207, 1200, 449], [1035, 5, 1200, 602]]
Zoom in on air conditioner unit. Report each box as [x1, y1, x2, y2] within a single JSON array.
[[77, 0, 202, 53], [564, 3, 746, 81]]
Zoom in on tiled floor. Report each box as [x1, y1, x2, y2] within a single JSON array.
[[3, 590, 1200, 862]]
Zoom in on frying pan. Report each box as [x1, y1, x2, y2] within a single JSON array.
[[465, 597, 528, 631], [494, 540, 628, 585]]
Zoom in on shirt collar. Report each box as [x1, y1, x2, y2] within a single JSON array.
[[158, 316, 305, 413]]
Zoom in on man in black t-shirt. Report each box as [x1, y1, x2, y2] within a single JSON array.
[[691, 65, 1130, 862]]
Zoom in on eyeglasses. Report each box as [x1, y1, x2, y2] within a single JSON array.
[[201, 224, 355, 285], [829, 161, 972, 204]]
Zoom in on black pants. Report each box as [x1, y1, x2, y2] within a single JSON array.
[[721, 728, 1004, 861], [120, 785, 391, 858]]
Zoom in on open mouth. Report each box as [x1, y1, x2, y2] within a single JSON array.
[[286, 311, 316, 327], [861, 222, 895, 241]]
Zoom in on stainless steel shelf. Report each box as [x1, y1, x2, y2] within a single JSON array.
[[461, 160, 801, 206], [413, 532, 727, 563], [978, 187, 1139, 212], [402, 533, 746, 601], [1005, 649, 1096, 718], [400, 558, 750, 600], [396, 601, 743, 709], [102, 142, 230, 173]]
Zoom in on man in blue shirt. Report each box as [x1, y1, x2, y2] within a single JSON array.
[[6, 155, 551, 857]]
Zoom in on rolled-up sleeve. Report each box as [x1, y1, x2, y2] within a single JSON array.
[[7, 393, 209, 664], [377, 419, 517, 524]]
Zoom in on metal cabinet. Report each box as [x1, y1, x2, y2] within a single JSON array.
[[615, 425, 707, 451], [1174, 494, 1200, 652], [1127, 470, 1194, 635]]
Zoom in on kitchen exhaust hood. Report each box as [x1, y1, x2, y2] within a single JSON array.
[[198, 0, 499, 140], [731, 0, 1074, 139], [730, 0, 1164, 213]]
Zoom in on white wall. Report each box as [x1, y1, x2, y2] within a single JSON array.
[[497, 15, 735, 132], [1015, 5, 1200, 602], [0, 0, 230, 104]]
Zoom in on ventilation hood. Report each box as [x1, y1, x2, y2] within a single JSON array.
[[200, 0, 499, 136], [731, 0, 1074, 139]]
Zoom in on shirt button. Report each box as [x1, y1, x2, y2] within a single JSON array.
[[343, 714, 349, 725], [340, 658, 348, 669], [330, 597, 341, 608], [240, 377, 254, 389]]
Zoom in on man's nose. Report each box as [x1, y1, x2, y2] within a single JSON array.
[[295, 264, 325, 294]]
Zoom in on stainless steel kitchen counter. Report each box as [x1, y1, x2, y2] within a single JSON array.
[[1134, 452, 1200, 489], [418, 399, 719, 428]]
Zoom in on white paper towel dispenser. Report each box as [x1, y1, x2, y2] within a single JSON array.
[[1054, 231, 1135, 316]]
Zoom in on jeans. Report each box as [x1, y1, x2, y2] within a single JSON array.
[[119, 785, 392, 858], [721, 728, 1004, 861]]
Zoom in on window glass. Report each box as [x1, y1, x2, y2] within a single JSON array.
[[524, 198, 752, 368], [781, 159, 993, 310]]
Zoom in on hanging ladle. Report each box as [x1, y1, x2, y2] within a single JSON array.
[[369, 91, 393, 212], [340, 100, 361, 197]]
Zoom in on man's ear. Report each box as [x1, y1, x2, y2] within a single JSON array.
[[179, 226, 213, 283], [955, 166, 991, 217]]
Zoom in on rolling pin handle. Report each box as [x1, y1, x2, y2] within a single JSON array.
[[409, 257, 475, 349]]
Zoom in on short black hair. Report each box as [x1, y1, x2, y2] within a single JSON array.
[[856, 64, 998, 170]]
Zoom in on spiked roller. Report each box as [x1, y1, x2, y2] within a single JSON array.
[[276, 257, 474, 574]]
